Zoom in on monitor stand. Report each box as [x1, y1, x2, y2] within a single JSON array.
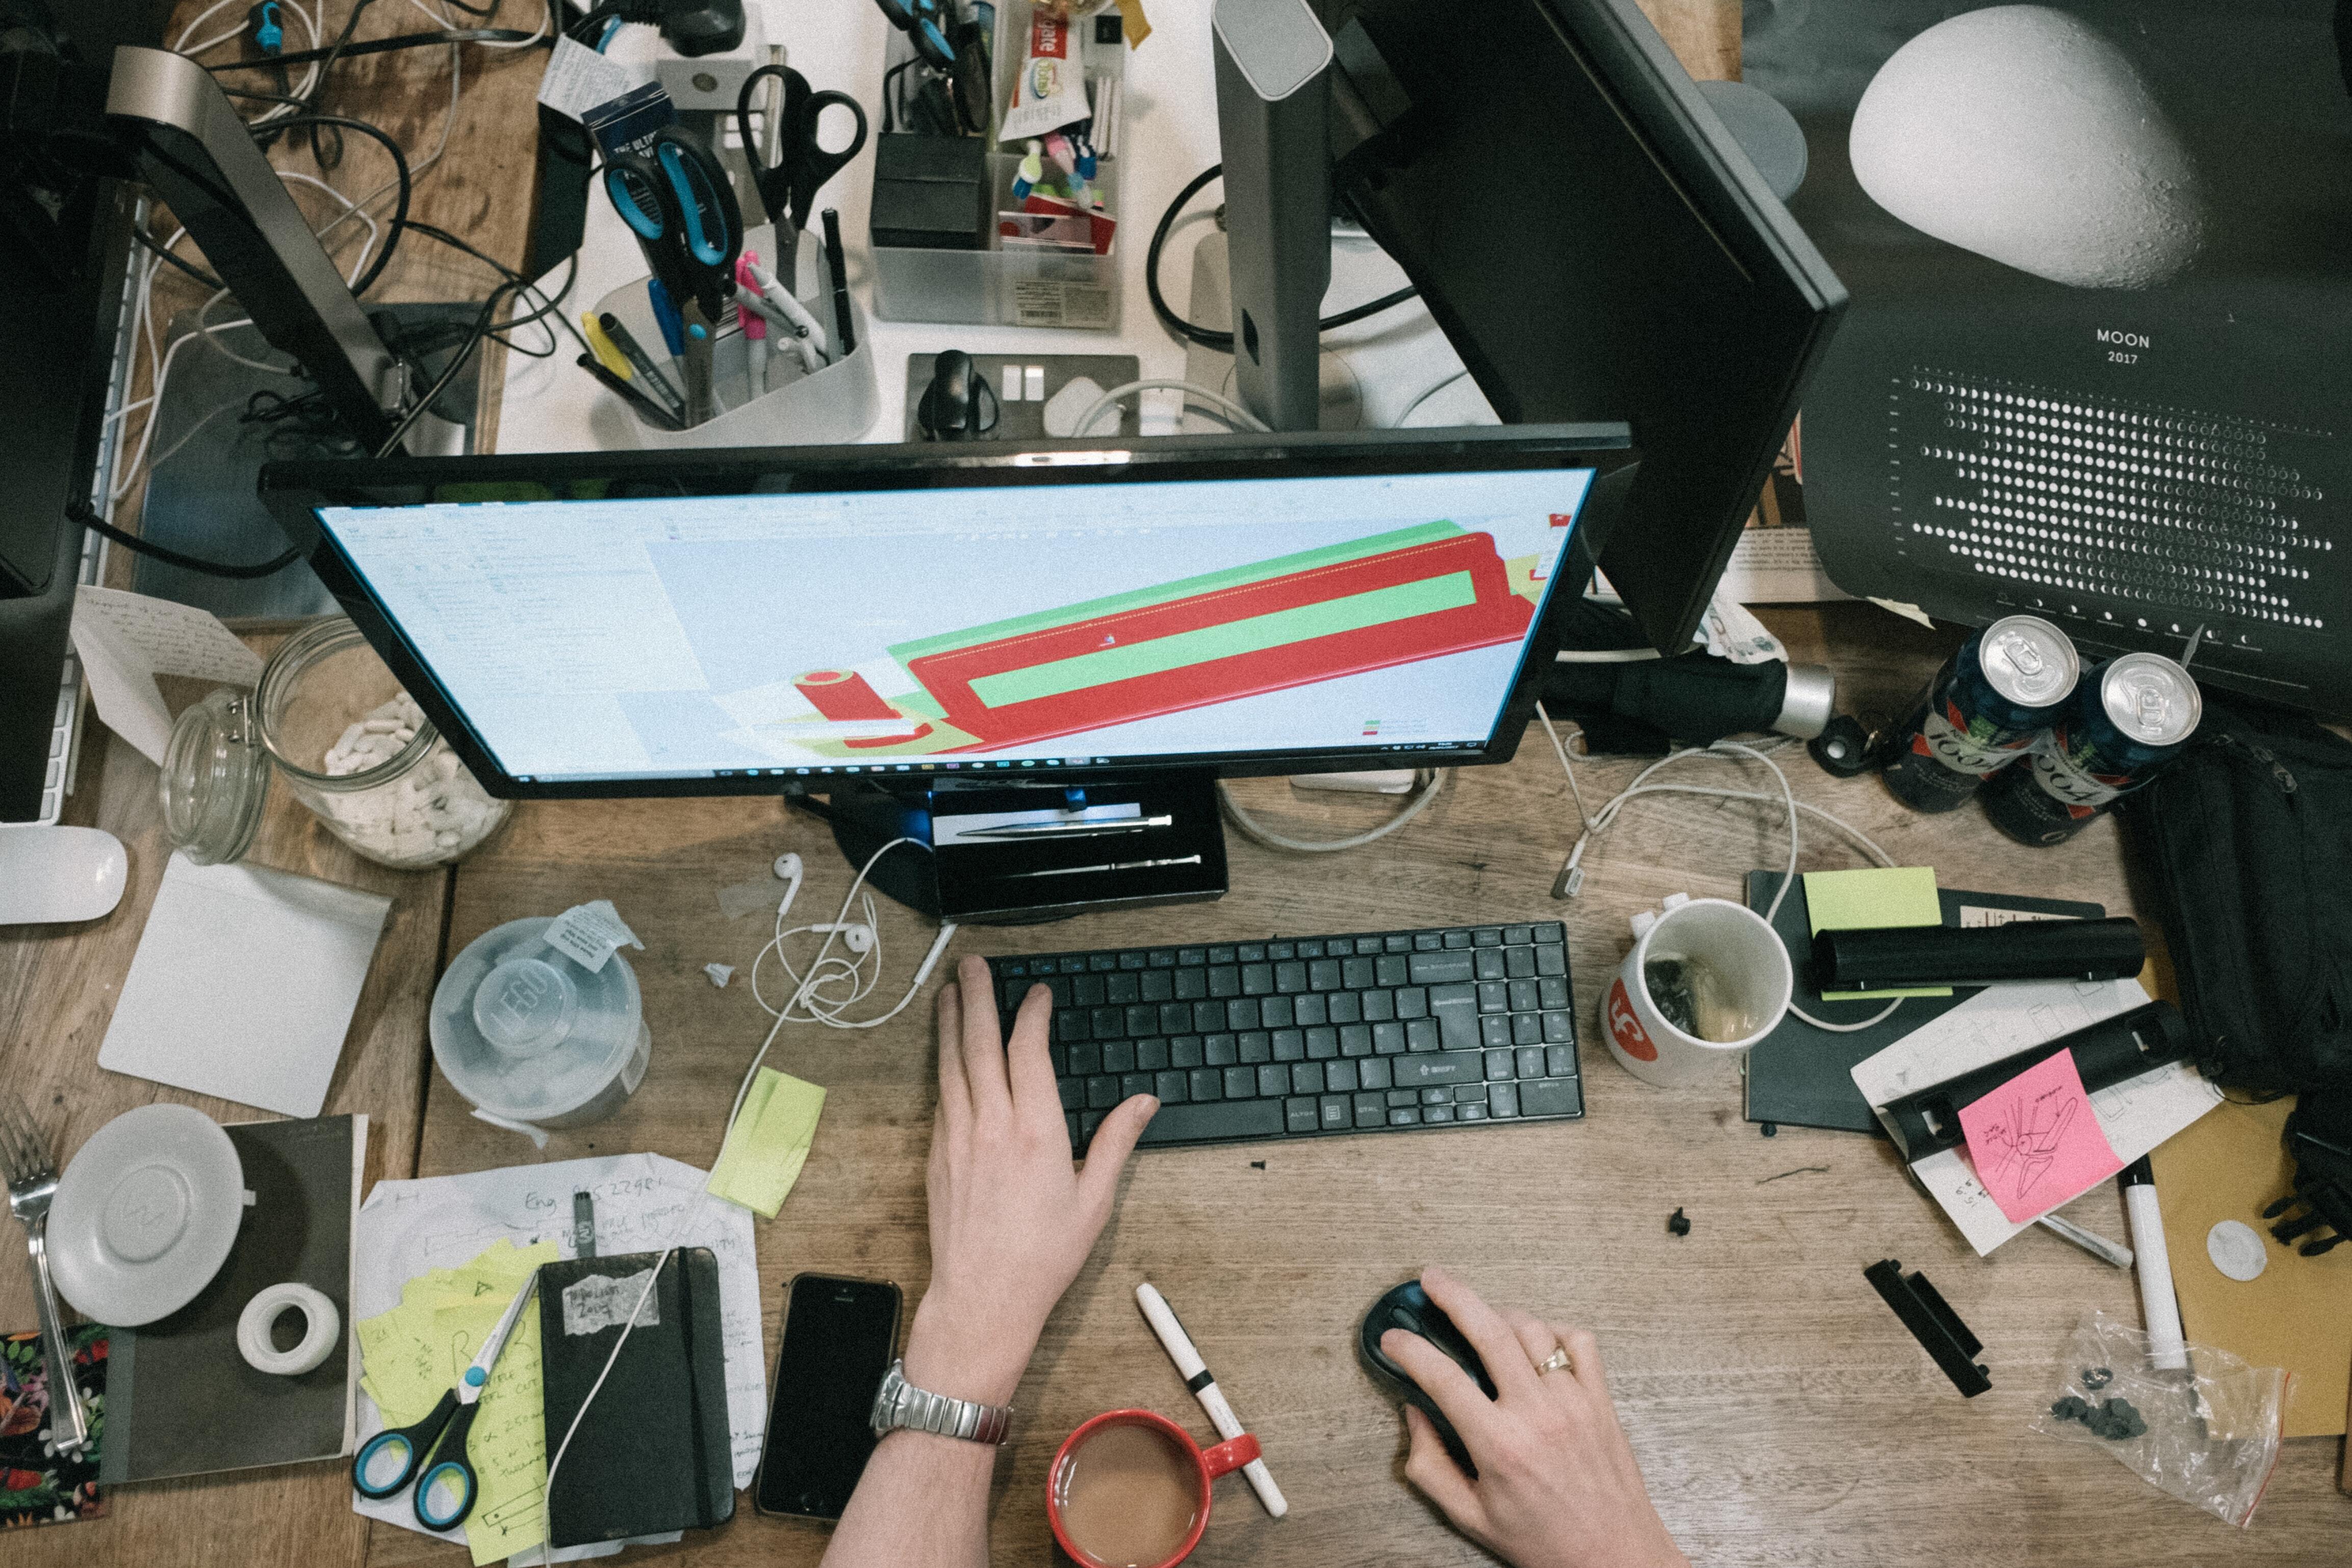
[[787, 769, 1230, 926]]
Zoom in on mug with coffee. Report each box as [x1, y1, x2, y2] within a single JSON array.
[[1047, 1409, 1261, 1568]]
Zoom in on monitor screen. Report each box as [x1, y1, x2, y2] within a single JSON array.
[[312, 460, 1601, 788]]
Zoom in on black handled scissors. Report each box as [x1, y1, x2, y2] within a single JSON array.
[[351, 1270, 539, 1532], [736, 65, 870, 252], [603, 127, 744, 323]]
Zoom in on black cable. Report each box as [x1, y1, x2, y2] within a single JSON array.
[[373, 279, 517, 457], [294, 0, 379, 169], [203, 26, 542, 69], [259, 113, 412, 295], [1145, 163, 1419, 351], [67, 500, 303, 580], [133, 224, 225, 291], [398, 222, 587, 357]]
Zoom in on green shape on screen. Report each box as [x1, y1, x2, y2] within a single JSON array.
[[1803, 866, 1950, 1000]]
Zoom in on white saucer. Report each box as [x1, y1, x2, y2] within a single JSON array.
[[49, 1104, 244, 1326]]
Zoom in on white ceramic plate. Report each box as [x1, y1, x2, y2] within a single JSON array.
[[49, 1104, 244, 1326]]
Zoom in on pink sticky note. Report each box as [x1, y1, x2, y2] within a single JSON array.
[[1958, 1050, 2125, 1223]]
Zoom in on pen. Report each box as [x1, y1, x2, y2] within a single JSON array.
[[598, 312, 686, 421], [682, 300, 717, 426], [1005, 855, 1203, 879], [648, 276, 685, 359], [1136, 1284, 1287, 1519], [2034, 1212, 2133, 1270], [575, 353, 684, 431], [822, 208, 856, 361], [961, 815, 1174, 840], [741, 256, 829, 367], [2119, 1158, 2188, 1371], [736, 252, 768, 399], [580, 313, 631, 378]]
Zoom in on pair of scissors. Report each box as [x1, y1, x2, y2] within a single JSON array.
[[603, 127, 743, 324], [351, 1271, 539, 1531], [735, 65, 869, 268]]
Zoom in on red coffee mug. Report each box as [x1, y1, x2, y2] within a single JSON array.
[[1046, 1409, 1261, 1568]]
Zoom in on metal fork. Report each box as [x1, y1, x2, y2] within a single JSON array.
[[0, 1096, 89, 1456]]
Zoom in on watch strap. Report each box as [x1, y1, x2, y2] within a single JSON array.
[[869, 1360, 1012, 1446]]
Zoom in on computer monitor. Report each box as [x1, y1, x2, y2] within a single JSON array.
[[1300, 0, 1848, 653], [262, 426, 1633, 914]]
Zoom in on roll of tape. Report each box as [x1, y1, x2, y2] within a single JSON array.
[[237, 1282, 341, 1377]]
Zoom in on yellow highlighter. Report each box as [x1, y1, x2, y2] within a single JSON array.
[[581, 312, 631, 378]]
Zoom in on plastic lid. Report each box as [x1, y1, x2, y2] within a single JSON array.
[[429, 917, 643, 1121], [160, 688, 271, 866]]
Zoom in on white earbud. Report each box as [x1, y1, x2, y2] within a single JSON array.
[[773, 853, 804, 919], [811, 921, 875, 954]]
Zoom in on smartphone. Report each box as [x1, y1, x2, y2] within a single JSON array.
[[755, 1273, 904, 1520]]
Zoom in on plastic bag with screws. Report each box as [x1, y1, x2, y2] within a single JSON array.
[[2031, 1311, 2286, 1527]]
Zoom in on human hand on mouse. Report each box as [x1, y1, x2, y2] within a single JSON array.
[[1380, 1266, 1687, 1568], [904, 959, 1157, 1407]]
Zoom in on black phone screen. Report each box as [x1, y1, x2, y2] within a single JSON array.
[[755, 1274, 903, 1520]]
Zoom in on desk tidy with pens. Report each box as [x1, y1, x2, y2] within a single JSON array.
[[352, 1269, 539, 1530]]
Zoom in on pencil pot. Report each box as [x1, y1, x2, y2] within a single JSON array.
[[1603, 893, 1792, 1088], [586, 226, 880, 450]]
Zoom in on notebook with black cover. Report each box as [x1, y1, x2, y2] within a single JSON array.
[[1740, 875, 2106, 1133], [540, 1248, 734, 1547]]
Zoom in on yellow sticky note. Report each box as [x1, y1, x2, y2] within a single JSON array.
[[1120, 0, 1151, 47], [432, 1294, 551, 1566], [708, 1067, 827, 1218], [1804, 866, 1949, 1000]]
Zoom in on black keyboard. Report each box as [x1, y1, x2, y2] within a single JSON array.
[[988, 922, 1580, 1153]]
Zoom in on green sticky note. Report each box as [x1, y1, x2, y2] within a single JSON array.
[[708, 1068, 827, 1218], [1803, 866, 1950, 1000]]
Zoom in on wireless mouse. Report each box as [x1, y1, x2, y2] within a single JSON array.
[[916, 349, 998, 441], [1357, 1279, 1495, 1474]]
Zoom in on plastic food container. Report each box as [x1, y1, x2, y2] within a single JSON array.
[[160, 617, 509, 870], [430, 917, 653, 1136]]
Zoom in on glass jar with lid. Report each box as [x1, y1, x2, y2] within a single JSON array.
[[160, 617, 510, 869]]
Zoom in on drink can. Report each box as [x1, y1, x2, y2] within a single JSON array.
[[1880, 615, 2080, 813], [1983, 652, 2203, 846]]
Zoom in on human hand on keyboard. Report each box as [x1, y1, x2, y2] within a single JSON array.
[[903, 957, 1160, 1406], [1385, 1267, 1687, 1568]]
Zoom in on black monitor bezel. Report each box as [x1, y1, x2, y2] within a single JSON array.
[[260, 424, 1636, 803]]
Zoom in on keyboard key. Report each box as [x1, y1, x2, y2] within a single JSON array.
[[1090, 1007, 1123, 1038], [1509, 978, 1540, 1013], [1505, 946, 1537, 979], [1387, 1090, 1419, 1109], [1225, 1066, 1258, 1100], [1209, 967, 1242, 998], [1305, 1027, 1339, 1060], [1060, 957, 1087, 974], [1393, 1051, 1486, 1087], [1068, 1042, 1102, 1076], [1148, 948, 1177, 967], [1460, 1104, 1489, 1120], [1206, 1034, 1239, 1066], [1517, 1045, 1546, 1079], [1059, 1078, 1084, 1110], [1475, 927, 1503, 946], [1179, 948, 1206, 965], [1257, 1064, 1289, 1098], [1480, 1016, 1513, 1050], [1274, 961, 1308, 993], [1456, 1083, 1490, 1102], [1121, 1072, 1154, 1100], [1196, 1000, 1230, 1033], [1424, 1104, 1456, 1123], [1320, 1096, 1351, 1130], [1239, 1032, 1271, 1063], [1189, 1068, 1223, 1101], [1158, 1003, 1193, 1035], [1262, 995, 1296, 1029], [1074, 973, 1108, 1006], [1520, 1077, 1582, 1117], [1292, 1062, 1325, 1095], [1537, 946, 1567, 978], [1155, 1070, 1189, 1103], [1548, 1044, 1577, 1077], [1238, 943, 1266, 963], [1513, 1014, 1543, 1047], [1049, 1042, 1068, 1075], [1294, 993, 1328, 1026], [1000, 960, 1028, 976], [1388, 1108, 1422, 1126], [1209, 946, 1237, 965], [1478, 982, 1507, 1013], [1342, 955, 1375, 989], [1106, 972, 1141, 1005], [1308, 959, 1343, 991], [1090, 954, 1118, 972], [1285, 1097, 1319, 1134], [1327, 992, 1362, 1026], [1241, 964, 1274, 995], [1409, 950, 1474, 984], [1444, 930, 1472, 948], [1504, 926, 1532, 944], [1372, 1021, 1407, 1055], [1421, 1087, 1451, 1106], [1327, 1061, 1359, 1093], [1068, 1111, 1083, 1148], [1298, 940, 1324, 958], [1357, 937, 1385, 956], [1087, 1075, 1120, 1109], [1475, 948, 1507, 981], [1271, 1030, 1305, 1062], [1395, 988, 1428, 1020], [1361, 989, 1395, 1023], [1489, 1082, 1520, 1118], [1138, 1038, 1169, 1071], [1170, 1035, 1205, 1068], [1056, 1008, 1090, 1042], [1429, 984, 1480, 1048], [1385, 935, 1413, 953], [1405, 1018, 1442, 1052], [1102, 1040, 1136, 1073], [1486, 1049, 1516, 1081], [1269, 941, 1295, 960], [1359, 1058, 1392, 1090], [1175, 968, 1209, 1000], [1230, 998, 1263, 1031], [1138, 1099, 1284, 1145], [1355, 1094, 1386, 1128], [1141, 969, 1174, 1002], [1540, 975, 1570, 1009], [1339, 1024, 1373, 1057], [1126, 1005, 1158, 1037], [1543, 1011, 1575, 1044], [1119, 951, 1147, 970], [1535, 923, 1565, 944], [1375, 954, 1409, 987]]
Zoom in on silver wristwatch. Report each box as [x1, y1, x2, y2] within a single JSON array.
[[869, 1359, 1013, 1445]]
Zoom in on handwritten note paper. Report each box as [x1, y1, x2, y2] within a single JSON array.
[[69, 585, 263, 764], [1959, 1050, 2126, 1222]]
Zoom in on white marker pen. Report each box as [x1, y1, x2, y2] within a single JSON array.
[[1135, 1282, 1287, 1519], [2120, 1156, 2188, 1371]]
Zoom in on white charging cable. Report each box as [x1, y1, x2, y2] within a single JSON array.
[[1535, 703, 1905, 1034], [1217, 769, 1448, 853]]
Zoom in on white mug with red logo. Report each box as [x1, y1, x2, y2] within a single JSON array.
[[1603, 893, 1792, 1088]]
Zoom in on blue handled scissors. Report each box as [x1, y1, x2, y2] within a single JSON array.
[[603, 128, 744, 323], [351, 1270, 539, 1532]]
